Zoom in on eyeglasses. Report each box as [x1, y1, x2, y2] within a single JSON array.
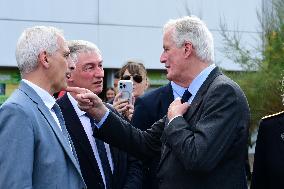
[[121, 74, 143, 83]]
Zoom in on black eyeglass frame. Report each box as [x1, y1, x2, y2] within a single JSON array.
[[121, 74, 143, 83]]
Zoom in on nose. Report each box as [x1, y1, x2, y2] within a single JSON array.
[[160, 52, 166, 63], [94, 68, 104, 78], [66, 59, 76, 79], [67, 58, 76, 71]]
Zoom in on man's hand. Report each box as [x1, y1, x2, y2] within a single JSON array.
[[167, 98, 190, 121], [66, 87, 108, 121]]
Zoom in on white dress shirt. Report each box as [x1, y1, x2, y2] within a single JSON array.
[[168, 64, 216, 123], [67, 92, 114, 188], [22, 79, 62, 131]]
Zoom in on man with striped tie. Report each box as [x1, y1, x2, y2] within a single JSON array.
[[57, 40, 142, 189]]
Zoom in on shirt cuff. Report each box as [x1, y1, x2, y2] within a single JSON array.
[[94, 109, 110, 128], [168, 115, 183, 126]]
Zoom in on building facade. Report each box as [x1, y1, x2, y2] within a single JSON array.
[[0, 0, 262, 103]]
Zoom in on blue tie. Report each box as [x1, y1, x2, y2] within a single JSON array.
[[86, 113, 112, 189], [181, 89, 192, 103], [52, 103, 79, 164]]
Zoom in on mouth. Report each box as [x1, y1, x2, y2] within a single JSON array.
[[93, 80, 103, 85]]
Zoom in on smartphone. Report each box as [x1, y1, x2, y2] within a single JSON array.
[[118, 80, 133, 104]]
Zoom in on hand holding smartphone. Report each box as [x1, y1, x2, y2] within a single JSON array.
[[118, 80, 133, 105]]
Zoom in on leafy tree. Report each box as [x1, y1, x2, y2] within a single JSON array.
[[220, 0, 284, 136]]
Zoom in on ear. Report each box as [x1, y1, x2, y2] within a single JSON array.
[[38, 51, 50, 68], [184, 42, 193, 58]]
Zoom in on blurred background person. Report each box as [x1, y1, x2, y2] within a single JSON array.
[[113, 71, 120, 95], [105, 87, 116, 104], [251, 110, 284, 189], [113, 60, 149, 121]]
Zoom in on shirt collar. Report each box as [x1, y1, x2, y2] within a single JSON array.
[[171, 81, 187, 99], [188, 64, 216, 98], [170, 64, 216, 102], [22, 79, 56, 110], [67, 92, 86, 117]]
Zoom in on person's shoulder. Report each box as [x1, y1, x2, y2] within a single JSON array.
[[258, 111, 284, 133], [3, 88, 30, 107], [141, 84, 171, 99], [261, 110, 284, 122]]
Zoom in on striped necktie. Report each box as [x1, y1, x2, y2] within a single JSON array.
[[52, 103, 74, 152], [86, 113, 112, 189]]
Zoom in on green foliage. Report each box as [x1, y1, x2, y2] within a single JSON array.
[[225, 66, 283, 134], [220, 0, 284, 134]]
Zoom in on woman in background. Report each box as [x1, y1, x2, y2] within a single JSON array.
[[113, 60, 149, 120]]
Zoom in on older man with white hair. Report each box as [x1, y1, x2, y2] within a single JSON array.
[[69, 16, 250, 189]]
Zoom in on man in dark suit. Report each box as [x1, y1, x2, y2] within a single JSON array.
[[70, 16, 250, 189], [0, 26, 86, 188], [251, 111, 284, 189], [58, 40, 142, 189]]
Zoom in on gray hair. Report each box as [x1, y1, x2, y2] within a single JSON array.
[[67, 40, 101, 64], [15, 26, 64, 75], [163, 16, 214, 63]]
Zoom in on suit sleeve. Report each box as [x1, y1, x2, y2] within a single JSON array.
[[251, 121, 267, 189], [162, 83, 249, 172], [95, 112, 164, 162], [0, 103, 34, 189]]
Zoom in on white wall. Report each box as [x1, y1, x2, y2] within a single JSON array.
[[0, 0, 262, 70]]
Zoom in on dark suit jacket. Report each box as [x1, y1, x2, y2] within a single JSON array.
[[57, 94, 142, 189], [251, 111, 284, 189], [131, 83, 174, 188], [132, 83, 174, 131], [95, 67, 250, 189]]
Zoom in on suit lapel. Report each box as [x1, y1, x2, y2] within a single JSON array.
[[58, 94, 102, 173], [184, 67, 222, 121], [158, 68, 222, 171], [19, 82, 82, 175], [110, 146, 119, 184]]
